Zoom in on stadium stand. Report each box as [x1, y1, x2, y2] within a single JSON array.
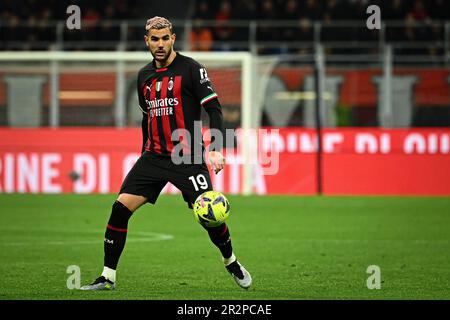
[[0, 0, 448, 56]]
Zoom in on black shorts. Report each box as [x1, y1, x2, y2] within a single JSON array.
[[119, 152, 213, 208]]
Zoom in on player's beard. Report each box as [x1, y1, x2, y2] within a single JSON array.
[[152, 46, 172, 64]]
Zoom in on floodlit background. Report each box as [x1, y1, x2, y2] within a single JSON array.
[[0, 0, 449, 300]]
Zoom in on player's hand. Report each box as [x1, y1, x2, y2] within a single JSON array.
[[208, 151, 225, 174]]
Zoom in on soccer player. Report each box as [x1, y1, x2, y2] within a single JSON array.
[[80, 16, 251, 290]]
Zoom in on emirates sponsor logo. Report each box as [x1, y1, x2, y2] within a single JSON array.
[[146, 97, 179, 109]]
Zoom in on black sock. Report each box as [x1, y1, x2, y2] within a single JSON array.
[[205, 223, 233, 259], [104, 201, 133, 270]]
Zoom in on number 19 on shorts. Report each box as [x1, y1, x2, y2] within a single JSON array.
[[189, 174, 208, 191]]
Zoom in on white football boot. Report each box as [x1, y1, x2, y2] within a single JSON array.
[[225, 259, 252, 289], [80, 276, 115, 291]]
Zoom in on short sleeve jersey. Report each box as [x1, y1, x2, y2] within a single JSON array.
[[137, 52, 218, 159]]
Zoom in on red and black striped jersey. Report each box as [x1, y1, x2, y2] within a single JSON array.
[[137, 52, 220, 160]]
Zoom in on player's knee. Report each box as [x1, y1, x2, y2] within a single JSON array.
[[117, 193, 147, 212], [109, 201, 133, 228], [115, 198, 134, 213], [112, 200, 132, 214]]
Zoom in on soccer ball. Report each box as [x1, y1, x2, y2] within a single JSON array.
[[193, 191, 230, 227]]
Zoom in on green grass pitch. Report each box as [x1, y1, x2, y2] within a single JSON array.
[[0, 194, 449, 300]]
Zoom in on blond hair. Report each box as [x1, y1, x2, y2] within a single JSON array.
[[145, 16, 173, 34]]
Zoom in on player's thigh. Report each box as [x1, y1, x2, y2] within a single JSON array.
[[117, 193, 148, 212], [169, 163, 213, 207]]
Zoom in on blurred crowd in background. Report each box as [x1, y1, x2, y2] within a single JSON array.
[[0, 0, 449, 55], [0, 0, 137, 21], [192, 0, 449, 22], [2, 0, 449, 25], [189, 0, 449, 55]]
